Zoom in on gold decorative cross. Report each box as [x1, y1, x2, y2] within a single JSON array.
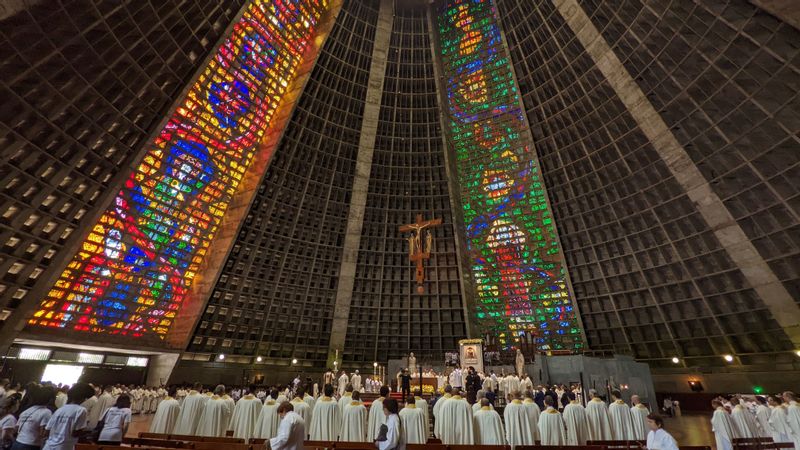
[[399, 214, 442, 293]]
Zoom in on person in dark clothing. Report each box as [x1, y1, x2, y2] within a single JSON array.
[[465, 367, 481, 404], [534, 388, 545, 410], [400, 369, 411, 401], [485, 389, 497, 406]]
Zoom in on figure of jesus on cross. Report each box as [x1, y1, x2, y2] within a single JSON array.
[[399, 214, 442, 293]]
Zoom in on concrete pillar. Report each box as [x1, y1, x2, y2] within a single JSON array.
[[147, 353, 180, 386]]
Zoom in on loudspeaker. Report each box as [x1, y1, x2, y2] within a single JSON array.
[[688, 380, 704, 392]]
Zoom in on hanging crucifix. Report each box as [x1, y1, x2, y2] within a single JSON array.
[[399, 214, 442, 293]]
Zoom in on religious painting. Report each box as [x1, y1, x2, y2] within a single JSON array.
[[459, 338, 484, 373]]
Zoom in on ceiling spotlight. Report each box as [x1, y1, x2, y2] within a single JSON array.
[[796, 350, 800, 357], [218, 354, 225, 361], [671, 357, 680, 364], [292, 358, 298, 365], [256, 356, 263, 363], [723, 354, 734, 362], [373, 362, 378, 368]]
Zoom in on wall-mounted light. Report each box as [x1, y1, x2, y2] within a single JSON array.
[[723, 354, 733, 363], [218, 354, 225, 361], [256, 356, 262, 363], [671, 357, 680, 364], [292, 358, 298, 365], [795, 350, 800, 357], [373, 362, 378, 368]]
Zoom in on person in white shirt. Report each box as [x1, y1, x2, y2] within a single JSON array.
[[15, 386, 55, 450], [42, 383, 95, 450], [376, 399, 404, 450], [267, 402, 305, 450], [646, 413, 678, 450], [97, 395, 132, 445], [0, 396, 20, 448]]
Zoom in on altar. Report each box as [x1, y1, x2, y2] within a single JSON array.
[[410, 375, 439, 395]]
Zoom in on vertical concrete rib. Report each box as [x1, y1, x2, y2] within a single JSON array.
[[327, 0, 394, 366], [553, 0, 800, 348]]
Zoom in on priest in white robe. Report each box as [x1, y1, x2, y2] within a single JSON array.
[[504, 391, 534, 447], [254, 396, 280, 439], [229, 389, 262, 439], [731, 404, 759, 438], [96, 386, 116, 420], [754, 397, 771, 438], [150, 387, 181, 434], [399, 394, 426, 444], [81, 392, 99, 429], [711, 400, 740, 450], [351, 371, 362, 392], [586, 391, 612, 441], [539, 396, 566, 445], [197, 385, 234, 437], [309, 385, 341, 441], [413, 389, 429, 436], [768, 397, 792, 444], [630, 394, 650, 441], [433, 386, 452, 439], [173, 384, 210, 435], [337, 371, 349, 397], [783, 392, 800, 450], [339, 391, 367, 442], [368, 386, 389, 441], [438, 389, 474, 445], [608, 389, 635, 440], [563, 393, 589, 445], [520, 375, 533, 394], [289, 390, 311, 430], [338, 385, 353, 416], [472, 390, 489, 413], [522, 392, 541, 441], [473, 399, 505, 445]]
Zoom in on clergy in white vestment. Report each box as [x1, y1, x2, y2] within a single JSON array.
[[630, 394, 650, 441], [96, 386, 116, 420], [338, 385, 353, 416], [173, 385, 210, 435], [538, 396, 566, 445], [585, 392, 612, 441], [504, 392, 534, 447], [150, 387, 181, 434], [506, 375, 520, 396], [351, 371, 362, 392], [303, 392, 316, 428], [608, 390, 635, 440], [399, 395, 426, 444], [309, 385, 341, 441], [473, 399, 505, 445], [768, 397, 792, 444], [432, 386, 452, 439], [337, 371, 349, 397], [340, 391, 367, 442], [289, 391, 311, 431], [472, 391, 491, 413], [563, 393, 590, 446], [229, 390, 262, 439], [81, 393, 99, 429], [645, 414, 679, 450], [753, 397, 771, 438], [783, 391, 800, 450], [368, 386, 390, 441], [254, 398, 280, 439], [269, 402, 306, 450], [731, 404, 759, 438], [412, 390, 429, 436], [711, 400, 740, 450], [522, 392, 541, 441], [520, 376, 533, 394], [438, 389, 474, 445], [197, 385, 234, 437]]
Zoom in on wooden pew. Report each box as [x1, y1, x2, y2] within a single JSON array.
[[733, 438, 774, 450], [587, 440, 645, 449]]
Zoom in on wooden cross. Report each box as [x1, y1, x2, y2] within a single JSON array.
[[399, 214, 442, 293]]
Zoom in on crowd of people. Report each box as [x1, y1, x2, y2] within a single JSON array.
[[710, 392, 800, 450]]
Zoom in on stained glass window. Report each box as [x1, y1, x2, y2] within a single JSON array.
[[28, 0, 330, 339], [436, 0, 583, 352]]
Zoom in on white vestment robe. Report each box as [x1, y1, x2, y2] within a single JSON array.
[[608, 400, 635, 440], [337, 394, 352, 416], [731, 405, 759, 438], [712, 407, 740, 450], [473, 407, 505, 445], [81, 397, 99, 429], [538, 407, 566, 445], [229, 395, 262, 439], [254, 401, 280, 439], [414, 397, 429, 435], [768, 405, 792, 443], [289, 399, 310, 432], [754, 405, 771, 438], [309, 397, 340, 441], [337, 375, 349, 396], [173, 391, 209, 435], [506, 376, 520, 395], [520, 378, 533, 393], [786, 402, 800, 450], [472, 402, 494, 413], [150, 397, 181, 434], [438, 395, 474, 445], [269, 411, 305, 450], [399, 404, 426, 444], [563, 402, 590, 445], [198, 396, 233, 437], [630, 404, 650, 440], [368, 397, 386, 441], [351, 374, 362, 391], [432, 394, 450, 438], [522, 399, 541, 441], [340, 401, 367, 442], [504, 400, 534, 446], [303, 395, 316, 426], [646, 428, 678, 450], [96, 393, 115, 421], [586, 398, 612, 441]]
